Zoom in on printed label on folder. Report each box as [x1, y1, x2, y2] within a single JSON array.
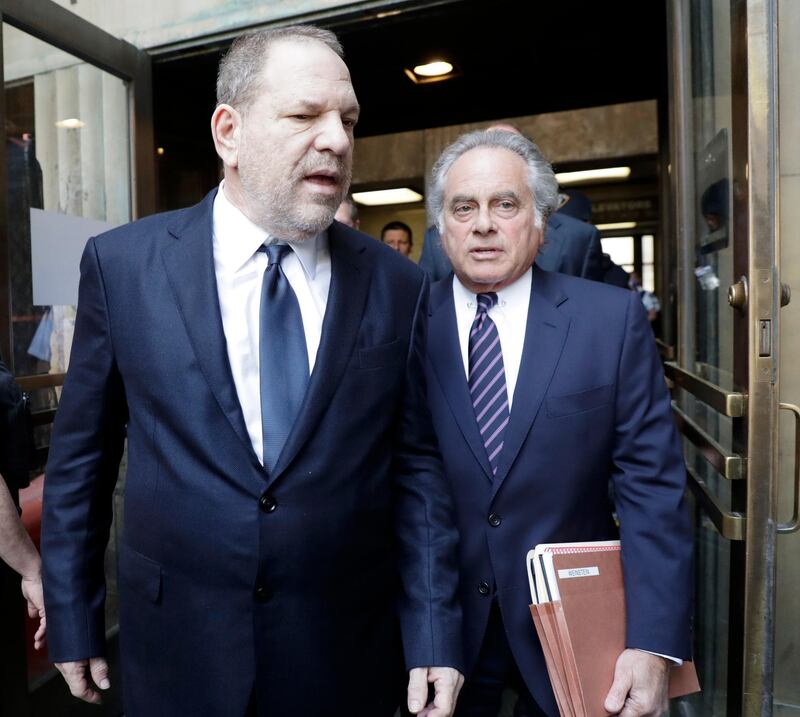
[[558, 566, 600, 579]]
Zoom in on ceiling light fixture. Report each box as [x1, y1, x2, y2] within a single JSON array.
[[55, 118, 85, 129], [595, 221, 638, 231], [413, 61, 453, 77], [405, 59, 459, 85], [555, 167, 632, 185], [352, 188, 424, 206]]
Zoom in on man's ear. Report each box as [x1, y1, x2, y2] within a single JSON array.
[[211, 104, 241, 168]]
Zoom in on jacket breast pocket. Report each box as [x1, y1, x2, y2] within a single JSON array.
[[119, 543, 162, 604], [358, 338, 404, 370], [545, 383, 613, 418]]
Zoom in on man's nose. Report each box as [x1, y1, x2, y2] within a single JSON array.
[[314, 114, 352, 156], [473, 205, 495, 235]]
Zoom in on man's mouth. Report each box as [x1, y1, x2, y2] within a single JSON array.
[[470, 247, 501, 259], [303, 170, 340, 191]]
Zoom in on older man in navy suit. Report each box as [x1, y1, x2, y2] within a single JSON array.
[[42, 25, 463, 717], [423, 130, 692, 717]]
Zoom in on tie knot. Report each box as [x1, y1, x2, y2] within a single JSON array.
[[476, 292, 498, 315], [260, 243, 292, 266]]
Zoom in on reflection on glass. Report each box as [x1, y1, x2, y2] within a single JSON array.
[[4, 23, 131, 693], [671, 0, 734, 714], [4, 23, 130, 379]]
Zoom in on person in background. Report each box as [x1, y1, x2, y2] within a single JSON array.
[[0, 475, 46, 650], [601, 253, 631, 288], [381, 220, 414, 257], [557, 189, 631, 289], [1, 354, 45, 651], [629, 271, 661, 324], [334, 195, 360, 229]]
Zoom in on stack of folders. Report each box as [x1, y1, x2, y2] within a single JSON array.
[[527, 540, 700, 717]]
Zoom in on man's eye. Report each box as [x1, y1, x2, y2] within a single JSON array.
[[342, 118, 358, 129], [498, 201, 515, 210], [291, 115, 311, 121], [454, 205, 473, 215]]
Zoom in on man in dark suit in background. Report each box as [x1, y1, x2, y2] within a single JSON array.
[[419, 127, 603, 283], [42, 25, 463, 717], [423, 129, 692, 716]]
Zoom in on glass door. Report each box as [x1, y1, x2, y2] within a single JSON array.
[[0, 1, 153, 713], [666, 0, 790, 715]]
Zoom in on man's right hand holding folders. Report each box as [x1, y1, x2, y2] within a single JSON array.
[[603, 649, 669, 717]]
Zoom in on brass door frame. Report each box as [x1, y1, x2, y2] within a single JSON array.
[[668, 0, 780, 714], [733, 1, 780, 714]]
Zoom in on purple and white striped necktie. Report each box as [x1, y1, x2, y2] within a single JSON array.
[[468, 292, 509, 478]]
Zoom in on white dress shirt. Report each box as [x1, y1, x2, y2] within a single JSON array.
[[452, 268, 532, 409], [212, 182, 331, 465]]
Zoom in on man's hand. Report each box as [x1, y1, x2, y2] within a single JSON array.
[[20, 574, 46, 650], [55, 657, 111, 704], [407, 666, 464, 717], [604, 649, 669, 716]]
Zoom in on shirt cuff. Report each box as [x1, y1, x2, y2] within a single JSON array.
[[637, 648, 683, 666]]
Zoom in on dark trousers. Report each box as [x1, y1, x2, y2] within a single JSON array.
[[455, 601, 547, 717], [245, 688, 257, 716]]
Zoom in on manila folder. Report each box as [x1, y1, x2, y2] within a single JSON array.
[[551, 549, 700, 716]]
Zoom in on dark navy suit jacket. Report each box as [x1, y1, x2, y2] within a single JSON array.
[[42, 190, 462, 717], [419, 212, 603, 283], [424, 267, 692, 716]]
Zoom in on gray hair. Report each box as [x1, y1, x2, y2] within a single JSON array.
[[216, 25, 344, 111], [427, 130, 559, 232]]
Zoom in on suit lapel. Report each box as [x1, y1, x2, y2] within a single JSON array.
[[266, 223, 372, 485], [492, 267, 570, 496], [428, 278, 494, 482], [160, 189, 262, 470]]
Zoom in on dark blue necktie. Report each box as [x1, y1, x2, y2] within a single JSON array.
[[468, 293, 510, 477], [259, 244, 309, 472]]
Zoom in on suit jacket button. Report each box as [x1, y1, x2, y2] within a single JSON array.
[[488, 513, 501, 527], [259, 494, 277, 513], [255, 586, 272, 602], [478, 581, 490, 596]]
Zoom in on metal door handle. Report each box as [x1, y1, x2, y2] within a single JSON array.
[[664, 362, 747, 417], [672, 402, 746, 480], [686, 466, 746, 540], [778, 402, 800, 534]]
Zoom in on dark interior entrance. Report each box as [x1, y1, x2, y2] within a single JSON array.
[[151, 0, 667, 212]]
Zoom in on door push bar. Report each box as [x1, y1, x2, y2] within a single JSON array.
[[672, 401, 746, 481], [664, 362, 746, 418], [685, 465, 746, 541]]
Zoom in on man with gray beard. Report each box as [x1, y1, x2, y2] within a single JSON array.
[[41, 25, 463, 717]]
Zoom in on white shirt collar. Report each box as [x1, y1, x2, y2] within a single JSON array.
[[452, 266, 533, 313], [213, 181, 322, 278]]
